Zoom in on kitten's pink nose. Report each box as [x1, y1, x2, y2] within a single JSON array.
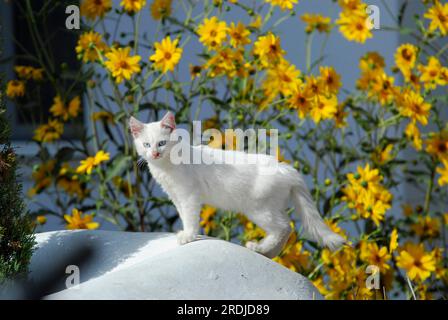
[[152, 151, 160, 158]]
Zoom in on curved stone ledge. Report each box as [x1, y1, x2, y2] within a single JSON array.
[[29, 230, 322, 300]]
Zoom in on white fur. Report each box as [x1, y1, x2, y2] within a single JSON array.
[[130, 112, 345, 258]]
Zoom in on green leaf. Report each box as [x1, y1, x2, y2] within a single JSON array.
[[114, 110, 127, 123], [105, 155, 132, 182]]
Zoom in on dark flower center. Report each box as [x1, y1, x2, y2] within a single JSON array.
[[118, 61, 129, 69]]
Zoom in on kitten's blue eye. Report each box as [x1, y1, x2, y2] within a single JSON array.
[[143, 142, 151, 148], [158, 140, 167, 147]]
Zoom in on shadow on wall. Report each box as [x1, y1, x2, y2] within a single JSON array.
[[1, 230, 173, 298]]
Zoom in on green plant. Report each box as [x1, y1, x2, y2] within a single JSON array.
[[0, 33, 35, 282]]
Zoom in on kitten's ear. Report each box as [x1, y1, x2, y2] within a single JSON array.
[[160, 111, 176, 132], [129, 116, 144, 138]]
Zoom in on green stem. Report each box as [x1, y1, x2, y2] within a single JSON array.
[[305, 33, 314, 74], [423, 163, 436, 215]]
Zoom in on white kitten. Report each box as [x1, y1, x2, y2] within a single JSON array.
[[130, 112, 345, 258]]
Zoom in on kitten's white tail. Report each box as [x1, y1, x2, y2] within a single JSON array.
[[292, 180, 345, 251]]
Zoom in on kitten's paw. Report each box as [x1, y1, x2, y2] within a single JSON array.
[[177, 230, 197, 245]]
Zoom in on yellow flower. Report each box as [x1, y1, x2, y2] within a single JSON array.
[[397, 90, 431, 126], [338, 0, 363, 11], [228, 22, 251, 48], [33, 119, 64, 143], [49, 95, 81, 121], [76, 157, 96, 175], [312, 277, 330, 297], [405, 121, 423, 151], [81, 0, 112, 20], [396, 243, 436, 282], [189, 64, 202, 79], [418, 56, 446, 90], [202, 116, 219, 131], [358, 62, 384, 90], [433, 247, 447, 283], [14, 66, 44, 81], [149, 36, 183, 73], [32, 68, 44, 81], [402, 203, 413, 217], [348, 163, 381, 190], [58, 176, 88, 199], [104, 47, 141, 83], [200, 205, 217, 235], [150, 0, 172, 20], [249, 15, 263, 29], [67, 96, 81, 120], [28, 160, 56, 196], [94, 150, 110, 164], [358, 190, 389, 226], [121, 0, 146, 13], [309, 94, 338, 124], [359, 51, 385, 74], [337, 7, 373, 43], [253, 33, 285, 67], [325, 218, 347, 239], [403, 71, 422, 91], [371, 144, 394, 165], [197, 17, 228, 51], [394, 43, 418, 77], [36, 215, 47, 225], [368, 71, 397, 106], [75, 31, 108, 63], [334, 101, 348, 128], [411, 216, 441, 239], [319, 66, 342, 95], [301, 14, 332, 33], [424, 0, 448, 36], [64, 208, 100, 230], [6, 80, 25, 98], [14, 66, 32, 79], [389, 228, 398, 253], [76, 150, 110, 175], [265, 0, 298, 11], [92, 111, 115, 124], [57, 164, 89, 199], [112, 176, 133, 198], [304, 75, 324, 96], [273, 236, 311, 273], [360, 241, 391, 272], [239, 214, 266, 241], [342, 164, 392, 226], [276, 147, 290, 164], [288, 84, 314, 119], [437, 159, 448, 186], [425, 130, 448, 162], [321, 246, 357, 296], [441, 67, 448, 85], [262, 59, 301, 98], [204, 48, 243, 79]]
